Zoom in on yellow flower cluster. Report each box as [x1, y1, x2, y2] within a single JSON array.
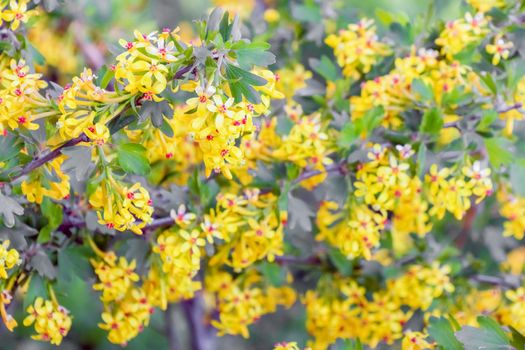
[[0, 57, 50, 134], [316, 200, 386, 260], [0, 240, 20, 279], [0, 240, 20, 332], [89, 180, 153, 234], [316, 144, 492, 259], [275, 64, 312, 102], [435, 13, 489, 59], [21, 156, 70, 204], [239, 104, 334, 188], [23, 297, 72, 345], [115, 29, 179, 100], [401, 331, 435, 350], [425, 161, 492, 220], [350, 48, 473, 129], [486, 35, 513, 65], [499, 287, 525, 334], [466, 0, 506, 13], [274, 342, 309, 350], [303, 264, 453, 350], [497, 184, 525, 239], [1, 290, 17, 331], [147, 227, 203, 309], [179, 70, 283, 179], [206, 269, 296, 338], [273, 107, 335, 189], [325, 18, 391, 79], [0, 0, 38, 31], [55, 68, 114, 145], [90, 249, 152, 346], [207, 189, 286, 270]]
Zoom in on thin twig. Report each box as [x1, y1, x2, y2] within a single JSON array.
[[182, 294, 216, 350], [9, 133, 89, 183], [292, 161, 348, 186], [471, 274, 521, 289]]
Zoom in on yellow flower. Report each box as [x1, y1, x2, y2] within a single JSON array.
[[23, 297, 72, 345], [0, 240, 20, 279], [325, 18, 391, 79], [264, 8, 280, 23], [486, 35, 513, 65], [2, 0, 37, 31]]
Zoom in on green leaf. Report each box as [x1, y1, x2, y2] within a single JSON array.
[[342, 339, 363, 350], [0, 134, 23, 162], [310, 55, 338, 81], [278, 182, 291, 211], [484, 138, 513, 168], [61, 145, 94, 181], [27, 41, 45, 66], [225, 63, 267, 86], [259, 261, 285, 286], [234, 41, 276, 69], [479, 72, 497, 95], [57, 245, 92, 291], [412, 79, 434, 101], [455, 316, 512, 350], [219, 11, 232, 42], [416, 143, 427, 177], [509, 326, 525, 350], [229, 81, 261, 104], [0, 192, 24, 228], [38, 198, 63, 244], [339, 107, 384, 147], [30, 250, 57, 279], [99, 66, 115, 89], [24, 274, 46, 308], [328, 248, 353, 276], [477, 110, 498, 131], [428, 316, 464, 350], [420, 108, 444, 135], [117, 143, 151, 176]]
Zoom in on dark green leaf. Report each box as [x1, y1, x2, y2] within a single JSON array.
[[117, 143, 151, 175], [412, 79, 434, 101], [428, 316, 464, 350], [38, 197, 63, 243], [225, 63, 267, 86], [420, 108, 444, 135], [310, 56, 338, 81], [234, 41, 276, 69], [484, 138, 513, 168], [259, 261, 285, 286]]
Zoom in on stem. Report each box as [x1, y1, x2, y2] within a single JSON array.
[[165, 304, 181, 350], [471, 274, 521, 289], [9, 133, 89, 183], [181, 294, 215, 350], [292, 161, 347, 186]]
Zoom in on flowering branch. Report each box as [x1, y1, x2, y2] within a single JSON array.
[[9, 133, 89, 183], [292, 160, 348, 186]]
